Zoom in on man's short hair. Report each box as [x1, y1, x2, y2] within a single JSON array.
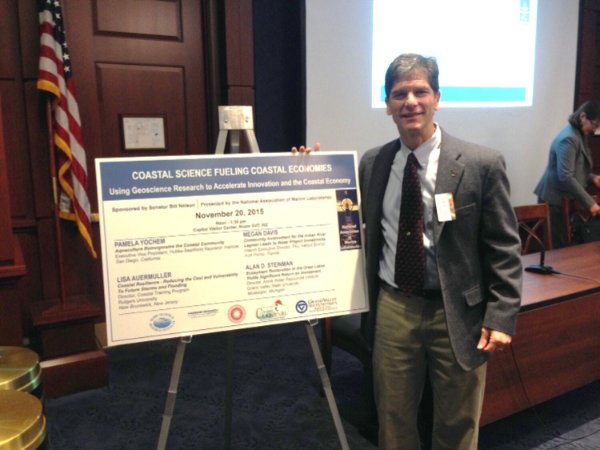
[[384, 54, 440, 101]]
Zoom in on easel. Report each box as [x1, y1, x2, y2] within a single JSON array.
[[157, 106, 349, 450]]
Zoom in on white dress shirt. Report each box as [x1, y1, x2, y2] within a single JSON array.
[[378, 124, 442, 290]]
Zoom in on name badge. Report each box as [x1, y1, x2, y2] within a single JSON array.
[[435, 193, 456, 222]]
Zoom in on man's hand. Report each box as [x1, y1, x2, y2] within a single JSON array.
[[590, 203, 600, 216], [477, 327, 512, 353], [291, 143, 321, 154]]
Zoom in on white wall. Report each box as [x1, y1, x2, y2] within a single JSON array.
[[306, 0, 579, 205]]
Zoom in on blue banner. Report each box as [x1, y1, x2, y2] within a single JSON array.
[[97, 153, 358, 201]]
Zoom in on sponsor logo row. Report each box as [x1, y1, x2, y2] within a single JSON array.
[[149, 299, 321, 331]]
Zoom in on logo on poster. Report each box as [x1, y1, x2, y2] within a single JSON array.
[[150, 313, 175, 331], [188, 309, 218, 319], [256, 300, 288, 321], [296, 300, 308, 314], [228, 305, 246, 323]]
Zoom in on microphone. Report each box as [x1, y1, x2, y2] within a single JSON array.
[[520, 224, 556, 275]]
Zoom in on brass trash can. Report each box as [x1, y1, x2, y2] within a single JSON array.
[[0, 390, 46, 449], [0, 347, 42, 398]]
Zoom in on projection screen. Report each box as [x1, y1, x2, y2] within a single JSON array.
[[305, 0, 579, 205]]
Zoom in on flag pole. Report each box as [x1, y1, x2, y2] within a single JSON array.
[[31, 0, 101, 347], [45, 98, 68, 309], [30, 96, 101, 339]]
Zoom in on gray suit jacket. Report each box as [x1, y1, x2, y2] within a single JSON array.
[[359, 129, 523, 371], [534, 124, 597, 209]]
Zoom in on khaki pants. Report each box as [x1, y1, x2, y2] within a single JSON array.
[[373, 287, 486, 450]]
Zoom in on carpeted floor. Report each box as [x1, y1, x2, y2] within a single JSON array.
[[479, 380, 600, 450], [44, 323, 375, 449], [43, 322, 600, 449]]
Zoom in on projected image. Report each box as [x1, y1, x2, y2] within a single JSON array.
[[371, 0, 538, 108]]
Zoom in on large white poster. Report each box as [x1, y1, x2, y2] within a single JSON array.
[[96, 152, 368, 346]]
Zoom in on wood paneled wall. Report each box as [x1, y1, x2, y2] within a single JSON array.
[[0, 0, 255, 346], [577, 0, 600, 176]]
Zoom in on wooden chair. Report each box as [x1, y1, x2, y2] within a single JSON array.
[[562, 195, 600, 246], [513, 203, 553, 254]]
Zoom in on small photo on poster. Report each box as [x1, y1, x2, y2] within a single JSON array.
[[336, 189, 361, 250]]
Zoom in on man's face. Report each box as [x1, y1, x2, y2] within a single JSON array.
[[385, 69, 440, 148]]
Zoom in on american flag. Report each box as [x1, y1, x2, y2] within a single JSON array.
[[37, 0, 97, 258]]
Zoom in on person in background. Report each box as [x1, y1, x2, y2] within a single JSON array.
[[534, 100, 600, 247], [294, 53, 522, 449]]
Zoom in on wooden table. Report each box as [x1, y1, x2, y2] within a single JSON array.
[[480, 242, 600, 425]]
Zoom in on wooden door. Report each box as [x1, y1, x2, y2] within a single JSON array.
[[64, 0, 210, 168], [577, 0, 600, 177], [48, 0, 214, 305]]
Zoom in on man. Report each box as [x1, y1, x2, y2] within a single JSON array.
[[295, 53, 522, 449]]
